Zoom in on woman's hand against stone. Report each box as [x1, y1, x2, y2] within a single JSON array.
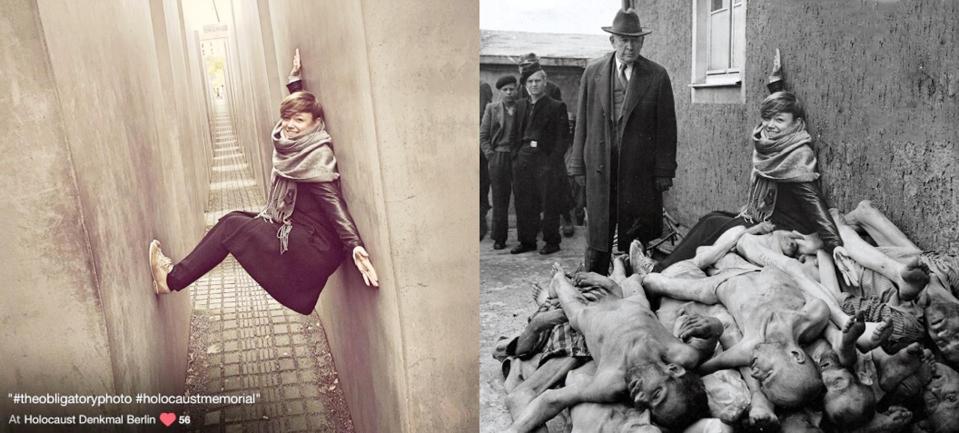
[[353, 246, 379, 287]]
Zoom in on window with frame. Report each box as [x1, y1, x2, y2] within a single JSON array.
[[691, 0, 746, 102]]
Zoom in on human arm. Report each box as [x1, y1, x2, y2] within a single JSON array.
[[511, 309, 569, 357], [572, 271, 623, 298], [505, 369, 625, 433], [287, 48, 303, 93], [698, 340, 753, 374], [766, 48, 785, 93], [782, 181, 843, 254], [479, 104, 495, 158], [547, 102, 569, 156], [653, 71, 677, 182], [673, 313, 725, 364], [308, 182, 378, 286], [567, 69, 589, 180]]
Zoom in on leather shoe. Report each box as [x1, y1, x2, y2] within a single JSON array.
[[493, 242, 507, 250], [539, 244, 560, 255], [510, 243, 537, 254]]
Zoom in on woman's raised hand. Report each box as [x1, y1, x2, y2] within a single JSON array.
[[290, 48, 302, 76], [352, 246, 379, 287]]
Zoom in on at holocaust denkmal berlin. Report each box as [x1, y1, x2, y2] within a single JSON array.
[[480, 1, 959, 433]]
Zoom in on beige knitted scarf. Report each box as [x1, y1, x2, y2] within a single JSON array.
[[259, 120, 339, 254], [739, 120, 819, 223]]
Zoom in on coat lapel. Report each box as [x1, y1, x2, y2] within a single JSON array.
[[622, 57, 654, 123], [597, 53, 614, 119]]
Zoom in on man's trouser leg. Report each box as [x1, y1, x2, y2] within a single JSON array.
[[513, 151, 542, 246], [538, 157, 561, 247], [480, 151, 490, 238], [584, 183, 616, 275], [489, 151, 513, 244]]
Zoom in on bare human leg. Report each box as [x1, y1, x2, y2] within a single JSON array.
[[843, 200, 920, 251], [506, 356, 583, 433], [829, 208, 929, 301]]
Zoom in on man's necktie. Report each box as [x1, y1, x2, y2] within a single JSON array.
[[619, 63, 629, 88]]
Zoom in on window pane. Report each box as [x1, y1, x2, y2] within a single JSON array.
[[711, 0, 726, 12], [709, 10, 730, 70], [732, 4, 745, 69]]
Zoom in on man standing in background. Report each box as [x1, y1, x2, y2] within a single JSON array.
[[518, 53, 576, 238], [481, 76, 520, 250], [568, 8, 677, 274], [481, 82, 494, 240], [511, 66, 569, 255]]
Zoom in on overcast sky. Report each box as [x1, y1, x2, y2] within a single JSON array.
[[479, 0, 622, 35]]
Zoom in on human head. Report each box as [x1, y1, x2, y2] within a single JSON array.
[[279, 91, 324, 139], [625, 361, 709, 430], [759, 91, 806, 140], [610, 34, 644, 64], [751, 342, 824, 407], [760, 91, 806, 121], [780, 410, 824, 433], [923, 362, 959, 433], [819, 350, 876, 428], [602, 8, 651, 64], [926, 301, 959, 367], [771, 230, 801, 257], [495, 75, 518, 102], [525, 69, 548, 99]]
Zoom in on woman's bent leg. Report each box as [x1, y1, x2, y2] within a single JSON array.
[[166, 212, 251, 291]]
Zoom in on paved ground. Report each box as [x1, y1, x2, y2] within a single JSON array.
[[179, 102, 353, 433], [479, 221, 585, 433]]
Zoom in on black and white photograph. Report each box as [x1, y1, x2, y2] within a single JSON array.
[[1, 1, 476, 432], [480, 1, 959, 432]]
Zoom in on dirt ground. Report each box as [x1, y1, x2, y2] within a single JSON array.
[[479, 224, 586, 433]]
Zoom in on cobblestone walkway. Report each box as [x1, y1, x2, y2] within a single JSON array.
[[183, 101, 353, 433]]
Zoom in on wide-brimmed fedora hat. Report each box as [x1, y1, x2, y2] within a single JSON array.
[[602, 8, 653, 37]]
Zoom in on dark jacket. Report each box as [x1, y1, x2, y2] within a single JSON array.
[[569, 53, 677, 250], [480, 101, 513, 158], [221, 78, 364, 314], [512, 96, 568, 157]]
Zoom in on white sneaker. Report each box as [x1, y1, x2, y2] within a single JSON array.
[[149, 240, 174, 295]]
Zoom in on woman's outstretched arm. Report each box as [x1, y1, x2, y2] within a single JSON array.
[[308, 182, 379, 286], [287, 48, 303, 93]]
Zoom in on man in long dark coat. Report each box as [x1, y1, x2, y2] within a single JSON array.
[[568, 8, 677, 274]]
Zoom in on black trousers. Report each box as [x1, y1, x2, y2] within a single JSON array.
[[513, 150, 561, 246], [167, 212, 250, 291], [480, 151, 491, 237], [488, 151, 513, 243], [652, 211, 745, 272]]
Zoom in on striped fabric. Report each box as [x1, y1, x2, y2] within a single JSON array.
[[841, 297, 924, 353], [921, 249, 959, 299], [534, 298, 592, 365]]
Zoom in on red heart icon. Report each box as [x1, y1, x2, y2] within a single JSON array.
[[159, 412, 176, 427]]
